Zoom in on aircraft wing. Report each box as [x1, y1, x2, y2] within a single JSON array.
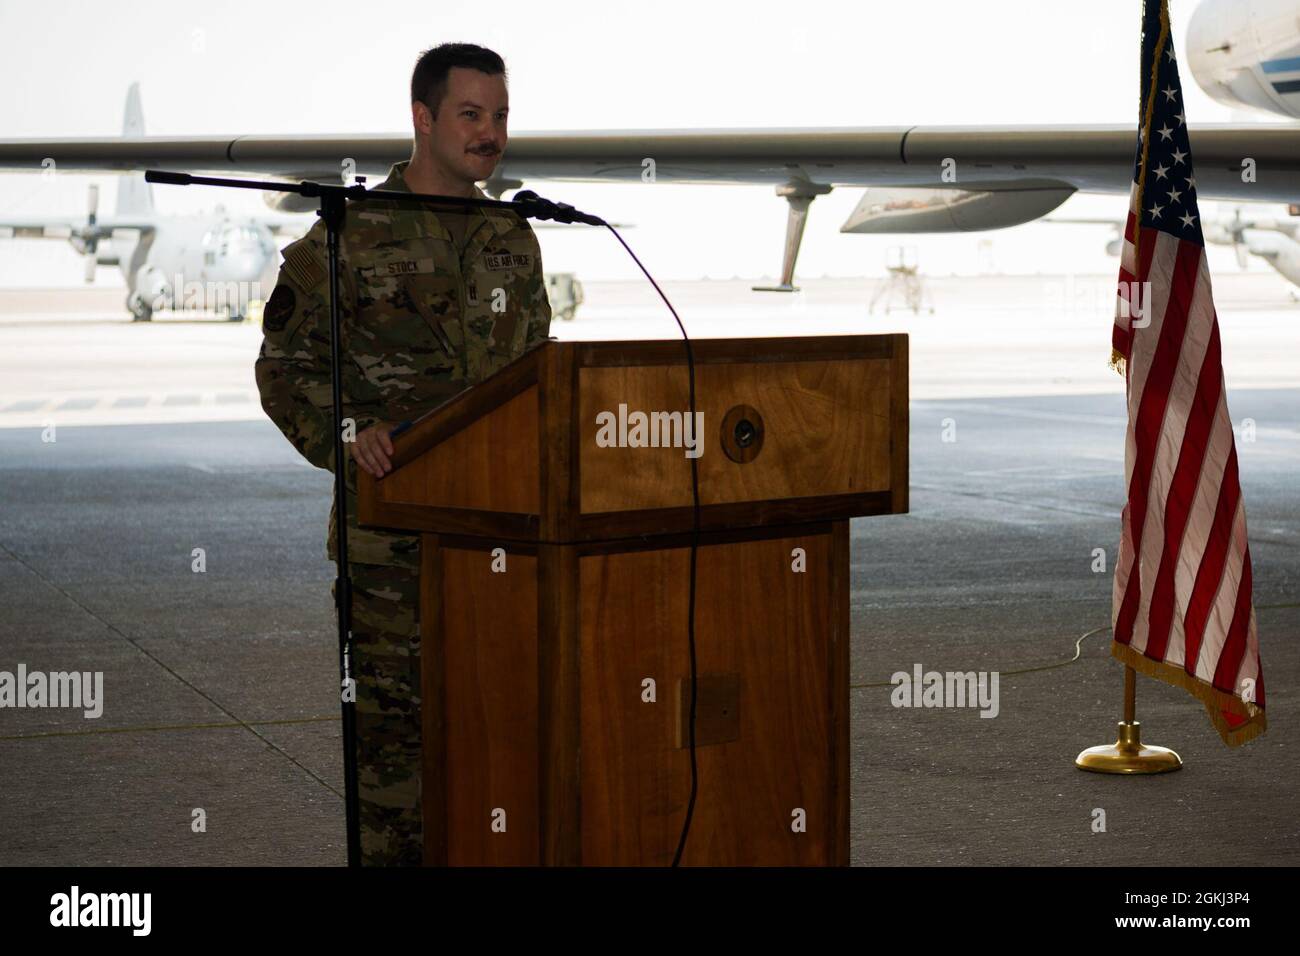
[[2, 125, 1298, 201], [0, 216, 156, 238], [6, 124, 1295, 286]]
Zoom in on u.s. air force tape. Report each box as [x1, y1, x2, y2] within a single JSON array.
[[482, 252, 532, 271], [263, 285, 295, 332]]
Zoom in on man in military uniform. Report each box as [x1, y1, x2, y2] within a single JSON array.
[[254, 43, 551, 865]]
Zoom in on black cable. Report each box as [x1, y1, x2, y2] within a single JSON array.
[[600, 224, 701, 868]]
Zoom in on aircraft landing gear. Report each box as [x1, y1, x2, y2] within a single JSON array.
[[127, 292, 153, 322], [752, 181, 834, 293]]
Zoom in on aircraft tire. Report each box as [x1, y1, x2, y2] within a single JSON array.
[[127, 293, 153, 323]]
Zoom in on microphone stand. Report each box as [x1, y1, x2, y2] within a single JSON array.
[[144, 168, 603, 867]]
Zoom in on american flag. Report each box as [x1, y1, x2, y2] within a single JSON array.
[[1109, 0, 1266, 746]]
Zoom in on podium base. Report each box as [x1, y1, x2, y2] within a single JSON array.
[[1075, 721, 1182, 774]]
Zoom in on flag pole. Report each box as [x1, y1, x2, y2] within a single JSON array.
[[1075, 665, 1183, 773]]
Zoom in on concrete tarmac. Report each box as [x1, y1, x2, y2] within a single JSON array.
[[0, 277, 1296, 865]]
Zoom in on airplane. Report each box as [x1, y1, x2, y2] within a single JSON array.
[[1186, 0, 1300, 120], [1, 0, 1298, 294], [1046, 202, 1300, 298], [0, 84, 311, 322], [1207, 208, 1300, 299]]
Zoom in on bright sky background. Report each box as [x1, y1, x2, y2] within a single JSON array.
[[0, 0, 1286, 285]]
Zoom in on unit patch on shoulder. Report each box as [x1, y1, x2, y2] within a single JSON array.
[[263, 285, 296, 332], [482, 252, 532, 271], [283, 240, 326, 290]]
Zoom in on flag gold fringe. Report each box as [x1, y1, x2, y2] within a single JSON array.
[[1111, 640, 1267, 747], [1109, 347, 1127, 376]]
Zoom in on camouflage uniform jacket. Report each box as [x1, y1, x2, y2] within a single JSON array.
[[255, 160, 552, 568]]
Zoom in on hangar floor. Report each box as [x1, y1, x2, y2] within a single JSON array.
[[1, 276, 1295, 865]]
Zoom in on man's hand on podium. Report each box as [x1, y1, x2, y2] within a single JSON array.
[[350, 421, 398, 478]]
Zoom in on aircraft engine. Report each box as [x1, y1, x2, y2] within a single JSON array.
[[841, 186, 1076, 234], [1187, 0, 1300, 120]]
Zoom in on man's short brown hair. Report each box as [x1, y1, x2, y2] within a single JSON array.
[[411, 43, 507, 118]]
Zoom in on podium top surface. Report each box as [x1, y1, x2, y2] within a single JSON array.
[[358, 334, 908, 544]]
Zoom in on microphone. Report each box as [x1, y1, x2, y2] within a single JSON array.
[[510, 189, 606, 227]]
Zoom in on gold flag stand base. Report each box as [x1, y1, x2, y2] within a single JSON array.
[[1075, 665, 1183, 774], [1076, 720, 1182, 774]]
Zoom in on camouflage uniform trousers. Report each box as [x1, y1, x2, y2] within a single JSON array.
[[336, 560, 424, 866]]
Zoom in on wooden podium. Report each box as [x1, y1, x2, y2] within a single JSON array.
[[357, 334, 908, 866]]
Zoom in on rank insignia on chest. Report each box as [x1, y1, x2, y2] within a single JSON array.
[[482, 252, 532, 271], [467, 283, 479, 306]]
